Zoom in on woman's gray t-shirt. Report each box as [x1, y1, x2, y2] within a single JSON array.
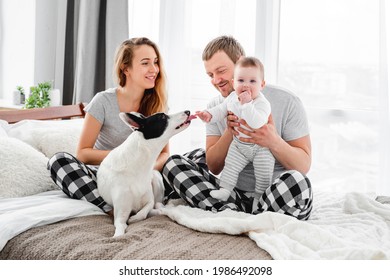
[[84, 88, 133, 150], [206, 84, 310, 192]]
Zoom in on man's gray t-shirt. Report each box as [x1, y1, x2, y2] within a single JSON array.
[[84, 88, 133, 150], [206, 84, 310, 192]]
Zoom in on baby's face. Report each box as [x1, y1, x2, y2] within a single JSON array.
[[233, 66, 265, 99]]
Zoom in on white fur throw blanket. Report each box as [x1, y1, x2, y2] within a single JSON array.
[[161, 191, 390, 259]]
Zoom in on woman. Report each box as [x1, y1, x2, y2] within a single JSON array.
[[47, 37, 168, 213]]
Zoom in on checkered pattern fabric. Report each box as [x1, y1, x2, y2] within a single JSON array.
[[162, 148, 313, 220], [47, 152, 112, 212]]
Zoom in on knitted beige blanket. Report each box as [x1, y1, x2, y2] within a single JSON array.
[[0, 215, 271, 260]]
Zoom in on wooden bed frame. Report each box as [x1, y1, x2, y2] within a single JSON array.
[[0, 103, 85, 123]]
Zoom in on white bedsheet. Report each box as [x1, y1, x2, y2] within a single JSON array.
[[0, 190, 104, 251], [161, 191, 390, 259], [1, 190, 389, 259]]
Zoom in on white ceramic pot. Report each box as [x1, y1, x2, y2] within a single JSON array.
[[12, 90, 21, 105], [49, 89, 61, 106]]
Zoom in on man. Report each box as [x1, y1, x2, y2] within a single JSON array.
[[162, 36, 313, 220]]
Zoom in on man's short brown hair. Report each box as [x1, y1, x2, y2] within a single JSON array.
[[202, 35, 245, 64]]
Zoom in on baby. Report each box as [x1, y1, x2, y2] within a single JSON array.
[[196, 57, 275, 209]]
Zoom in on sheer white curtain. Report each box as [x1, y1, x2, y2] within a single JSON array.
[[380, 0, 390, 195], [65, 0, 128, 104], [278, 0, 390, 195], [154, 0, 258, 154], [158, 0, 194, 153]]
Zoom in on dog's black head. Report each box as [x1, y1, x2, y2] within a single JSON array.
[[123, 112, 168, 140], [120, 111, 193, 140]]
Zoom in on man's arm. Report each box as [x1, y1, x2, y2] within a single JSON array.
[[269, 135, 311, 174], [205, 112, 239, 174], [206, 131, 233, 175]]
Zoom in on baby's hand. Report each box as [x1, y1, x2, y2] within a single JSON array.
[[195, 111, 212, 123], [238, 91, 252, 104]]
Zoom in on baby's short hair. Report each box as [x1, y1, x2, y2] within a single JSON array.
[[235, 56, 265, 80]]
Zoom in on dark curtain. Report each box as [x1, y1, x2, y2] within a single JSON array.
[[62, 0, 128, 105]]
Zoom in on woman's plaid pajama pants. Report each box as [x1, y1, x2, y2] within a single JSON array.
[[47, 152, 112, 212], [162, 148, 313, 220]]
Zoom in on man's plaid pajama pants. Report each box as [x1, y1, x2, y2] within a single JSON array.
[[162, 148, 313, 220]]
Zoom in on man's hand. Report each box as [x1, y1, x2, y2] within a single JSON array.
[[226, 110, 239, 136], [237, 114, 279, 149], [237, 114, 312, 174]]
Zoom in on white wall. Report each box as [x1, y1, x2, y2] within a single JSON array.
[[0, 0, 35, 100], [0, 0, 66, 101]]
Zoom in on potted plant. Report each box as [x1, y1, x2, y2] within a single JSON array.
[[24, 81, 52, 109]]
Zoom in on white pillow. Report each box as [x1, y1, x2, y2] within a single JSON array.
[[0, 137, 57, 198], [7, 118, 83, 158], [0, 120, 9, 137]]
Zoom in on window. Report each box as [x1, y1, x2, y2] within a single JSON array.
[[141, 0, 258, 154], [128, 0, 160, 42], [278, 0, 386, 193]]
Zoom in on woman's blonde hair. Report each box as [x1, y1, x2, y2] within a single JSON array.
[[113, 37, 168, 116]]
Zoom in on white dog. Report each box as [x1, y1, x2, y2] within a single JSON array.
[[97, 110, 195, 237]]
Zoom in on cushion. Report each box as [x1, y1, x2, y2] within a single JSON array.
[[7, 118, 83, 158], [0, 120, 8, 137], [0, 137, 57, 198]]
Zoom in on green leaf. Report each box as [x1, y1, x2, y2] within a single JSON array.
[[23, 81, 52, 108]]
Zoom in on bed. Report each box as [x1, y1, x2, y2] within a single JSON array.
[[1, 105, 390, 260]]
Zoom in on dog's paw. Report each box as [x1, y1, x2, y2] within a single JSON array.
[[113, 226, 126, 238], [210, 188, 231, 201], [166, 198, 187, 207], [148, 208, 162, 217]]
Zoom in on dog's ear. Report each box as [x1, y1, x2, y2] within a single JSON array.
[[119, 112, 146, 130]]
